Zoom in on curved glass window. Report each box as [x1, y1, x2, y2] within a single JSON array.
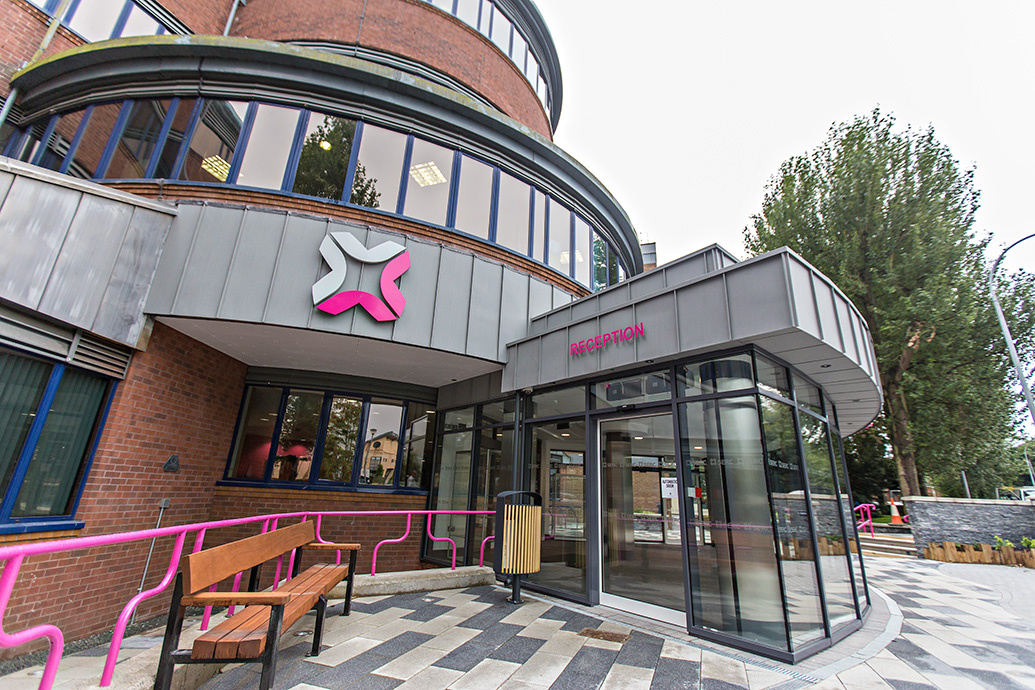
[[292, 113, 359, 202], [454, 155, 493, 239], [177, 101, 246, 183], [420, 0, 550, 110], [496, 171, 531, 254], [405, 138, 454, 226], [354, 123, 407, 212], [235, 104, 301, 190], [548, 198, 570, 273], [17, 98, 628, 290], [28, 0, 168, 41]]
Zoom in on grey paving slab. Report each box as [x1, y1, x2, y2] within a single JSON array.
[[649, 657, 700, 690], [548, 645, 619, 690], [489, 635, 547, 664], [614, 631, 665, 669]]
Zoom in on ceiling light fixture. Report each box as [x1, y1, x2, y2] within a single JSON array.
[[200, 155, 231, 182], [409, 161, 447, 187]]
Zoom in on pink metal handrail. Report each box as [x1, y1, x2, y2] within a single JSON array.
[[854, 503, 876, 537], [0, 508, 496, 690]]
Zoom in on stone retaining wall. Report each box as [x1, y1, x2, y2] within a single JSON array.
[[904, 496, 1035, 556]]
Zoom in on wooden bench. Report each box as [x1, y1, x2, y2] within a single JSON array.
[[153, 521, 359, 690]]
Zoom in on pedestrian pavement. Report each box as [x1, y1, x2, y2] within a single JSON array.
[[5, 556, 1035, 689]]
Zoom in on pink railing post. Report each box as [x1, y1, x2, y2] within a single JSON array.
[[479, 535, 495, 567], [854, 503, 876, 537], [101, 531, 187, 686], [0, 556, 64, 690], [425, 514, 457, 570], [371, 515, 412, 576]]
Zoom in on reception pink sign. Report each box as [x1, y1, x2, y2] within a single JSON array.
[[570, 323, 644, 356]]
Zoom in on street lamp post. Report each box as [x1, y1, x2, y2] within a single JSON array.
[[989, 233, 1035, 486]]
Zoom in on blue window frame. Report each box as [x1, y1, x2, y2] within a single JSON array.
[[0, 347, 114, 534]]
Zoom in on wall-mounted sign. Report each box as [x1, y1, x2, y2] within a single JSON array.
[[312, 233, 411, 322], [569, 323, 644, 356]]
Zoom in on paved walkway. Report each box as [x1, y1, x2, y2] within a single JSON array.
[[5, 557, 1035, 689]]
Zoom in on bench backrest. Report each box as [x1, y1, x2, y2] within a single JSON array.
[[182, 521, 316, 594]]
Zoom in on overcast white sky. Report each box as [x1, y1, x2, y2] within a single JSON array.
[[535, 0, 1035, 435], [537, 0, 1035, 278]]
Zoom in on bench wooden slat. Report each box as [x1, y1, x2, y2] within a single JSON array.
[[183, 522, 315, 593], [303, 542, 361, 551], [193, 564, 349, 660], [181, 592, 292, 607]]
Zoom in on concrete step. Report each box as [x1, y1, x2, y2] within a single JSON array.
[[859, 533, 916, 558], [861, 549, 913, 559]]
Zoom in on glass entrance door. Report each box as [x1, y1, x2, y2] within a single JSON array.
[[599, 414, 684, 624]]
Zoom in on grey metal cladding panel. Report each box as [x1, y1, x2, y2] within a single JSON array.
[[217, 209, 286, 322], [540, 328, 570, 383], [570, 296, 599, 321], [661, 254, 708, 287], [0, 172, 14, 207], [38, 193, 133, 328], [173, 205, 244, 317], [93, 207, 172, 345], [514, 338, 541, 389], [787, 259, 821, 339], [813, 275, 840, 349], [597, 283, 632, 311], [391, 241, 441, 348], [546, 306, 573, 330], [527, 278, 554, 320], [147, 203, 204, 314], [429, 250, 474, 353], [466, 259, 503, 360], [487, 370, 503, 398], [725, 257, 793, 340], [502, 350, 516, 391], [0, 176, 81, 308], [498, 268, 530, 359], [629, 270, 666, 300], [597, 306, 637, 370], [633, 293, 678, 360], [675, 276, 731, 352], [350, 228, 405, 341], [552, 286, 572, 310], [833, 296, 860, 363], [267, 214, 330, 329]]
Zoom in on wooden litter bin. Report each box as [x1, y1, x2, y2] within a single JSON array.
[[494, 490, 542, 603]]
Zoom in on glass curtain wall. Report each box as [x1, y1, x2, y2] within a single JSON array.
[[427, 399, 516, 565], [419, 349, 866, 659]]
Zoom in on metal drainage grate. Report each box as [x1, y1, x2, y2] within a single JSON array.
[[578, 628, 630, 644]]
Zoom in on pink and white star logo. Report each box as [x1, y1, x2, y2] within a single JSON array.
[[312, 233, 410, 322]]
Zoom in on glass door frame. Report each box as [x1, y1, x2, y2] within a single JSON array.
[[595, 409, 692, 628]]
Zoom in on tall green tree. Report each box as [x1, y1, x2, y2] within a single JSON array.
[[745, 109, 1034, 498]]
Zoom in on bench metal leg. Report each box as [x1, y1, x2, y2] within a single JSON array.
[[153, 575, 186, 690], [343, 549, 357, 616], [258, 604, 285, 690], [309, 595, 327, 657]]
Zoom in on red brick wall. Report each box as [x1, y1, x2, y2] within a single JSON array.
[[231, 0, 551, 138], [0, 1, 83, 100], [156, 0, 236, 35], [0, 322, 247, 659]]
